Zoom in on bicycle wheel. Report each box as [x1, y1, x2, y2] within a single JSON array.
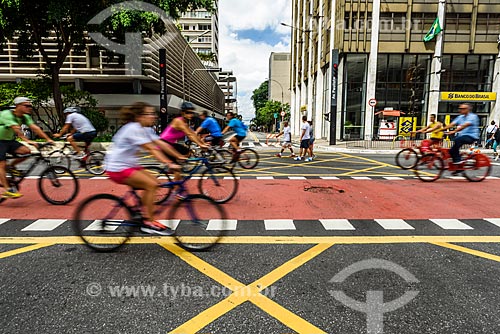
[[414, 153, 444, 182], [73, 194, 136, 252], [86, 151, 105, 175], [144, 166, 172, 204], [395, 148, 419, 170], [463, 154, 491, 182], [238, 148, 259, 169], [47, 150, 71, 173], [214, 148, 232, 164], [198, 166, 238, 203], [169, 194, 227, 251], [38, 166, 79, 205]]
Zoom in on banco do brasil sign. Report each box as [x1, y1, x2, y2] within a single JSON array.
[[440, 92, 497, 102]]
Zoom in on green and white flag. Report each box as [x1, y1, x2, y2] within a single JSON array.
[[423, 17, 442, 42]]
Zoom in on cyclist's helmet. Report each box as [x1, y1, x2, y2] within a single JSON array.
[[181, 101, 195, 111], [64, 106, 80, 114]]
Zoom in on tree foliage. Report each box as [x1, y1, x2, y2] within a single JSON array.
[[0, 78, 106, 133], [254, 100, 290, 129], [251, 80, 269, 112], [0, 0, 215, 125]]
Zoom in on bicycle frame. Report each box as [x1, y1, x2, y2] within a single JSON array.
[[5, 147, 53, 186]]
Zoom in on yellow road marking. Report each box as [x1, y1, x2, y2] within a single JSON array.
[[165, 242, 331, 334], [431, 242, 500, 262], [3, 236, 500, 244], [336, 152, 400, 169], [0, 243, 55, 259], [338, 165, 387, 176]]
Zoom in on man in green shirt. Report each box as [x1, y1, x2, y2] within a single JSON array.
[[0, 97, 53, 199]]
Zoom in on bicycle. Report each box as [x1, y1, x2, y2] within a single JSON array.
[[395, 138, 433, 170], [48, 135, 105, 175], [73, 178, 228, 252], [145, 156, 239, 204], [413, 146, 491, 182], [0, 142, 79, 205]]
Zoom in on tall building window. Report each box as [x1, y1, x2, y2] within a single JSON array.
[[342, 54, 367, 139], [376, 54, 430, 118], [198, 24, 211, 31], [379, 12, 406, 42]]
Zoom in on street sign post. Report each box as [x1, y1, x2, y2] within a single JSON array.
[[368, 98, 377, 139]]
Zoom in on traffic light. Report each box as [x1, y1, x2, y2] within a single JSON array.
[[332, 63, 338, 79]]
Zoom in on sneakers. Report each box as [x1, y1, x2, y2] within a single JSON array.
[[6, 166, 23, 177], [294, 157, 303, 161], [74, 151, 86, 159], [140, 220, 174, 236], [275, 153, 282, 158], [305, 157, 313, 162], [1, 188, 23, 199]]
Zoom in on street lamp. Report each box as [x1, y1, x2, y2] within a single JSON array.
[[187, 67, 222, 101], [181, 30, 211, 100]]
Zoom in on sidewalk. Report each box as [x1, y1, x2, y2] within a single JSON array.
[[291, 136, 496, 155]]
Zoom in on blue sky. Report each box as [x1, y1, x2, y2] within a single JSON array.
[[218, 0, 291, 120]]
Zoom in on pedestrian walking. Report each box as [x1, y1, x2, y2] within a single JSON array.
[[308, 120, 315, 159], [485, 121, 498, 149], [294, 116, 312, 161], [275, 121, 296, 158], [492, 126, 500, 161]]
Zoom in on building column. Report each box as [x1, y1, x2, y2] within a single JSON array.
[[364, 0, 381, 140], [336, 58, 344, 140], [427, 0, 446, 123], [491, 49, 500, 122]]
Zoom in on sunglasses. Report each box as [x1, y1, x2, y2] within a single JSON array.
[[141, 112, 157, 116]]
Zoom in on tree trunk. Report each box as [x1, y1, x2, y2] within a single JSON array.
[[51, 67, 64, 130]]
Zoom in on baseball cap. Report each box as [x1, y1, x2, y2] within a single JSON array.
[[181, 101, 195, 111], [64, 107, 80, 114], [13, 97, 32, 106]]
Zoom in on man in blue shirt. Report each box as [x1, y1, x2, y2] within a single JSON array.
[[441, 103, 480, 169], [222, 111, 247, 151], [196, 110, 223, 146]]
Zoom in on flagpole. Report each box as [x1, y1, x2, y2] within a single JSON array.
[[427, 0, 446, 125]]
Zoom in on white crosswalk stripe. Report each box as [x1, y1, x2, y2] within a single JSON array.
[[264, 219, 296, 230], [320, 176, 340, 180], [289, 176, 307, 180], [351, 177, 371, 180], [157, 220, 180, 230], [430, 219, 473, 230], [383, 177, 404, 180], [0, 219, 9, 226], [257, 177, 274, 180], [247, 142, 255, 148], [21, 219, 67, 231], [207, 219, 238, 230], [84, 220, 120, 231], [484, 218, 500, 228], [375, 219, 415, 230], [320, 219, 355, 230]]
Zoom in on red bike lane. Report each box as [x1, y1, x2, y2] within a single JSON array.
[[1, 178, 498, 220]]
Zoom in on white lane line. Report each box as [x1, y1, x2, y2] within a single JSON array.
[[375, 219, 415, 230], [257, 177, 274, 180], [289, 177, 307, 180], [207, 219, 237, 231], [320, 176, 340, 180], [24, 176, 40, 179], [383, 177, 404, 180], [320, 219, 355, 230], [484, 218, 500, 228], [430, 219, 474, 230], [264, 219, 296, 230], [486, 176, 499, 179], [21, 219, 67, 231], [0, 219, 9, 226], [89, 176, 108, 180], [158, 220, 180, 230], [84, 220, 120, 231], [351, 177, 372, 180]]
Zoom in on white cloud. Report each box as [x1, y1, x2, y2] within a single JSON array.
[[218, 0, 291, 121]]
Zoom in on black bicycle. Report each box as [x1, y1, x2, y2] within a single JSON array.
[[48, 136, 105, 175], [73, 178, 228, 252], [145, 156, 239, 204], [0, 142, 79, 205]]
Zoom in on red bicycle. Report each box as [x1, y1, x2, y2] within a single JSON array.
[[413, 147, 491, 182]]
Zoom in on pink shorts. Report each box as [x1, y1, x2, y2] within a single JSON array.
[[106, 167, 143, 184]]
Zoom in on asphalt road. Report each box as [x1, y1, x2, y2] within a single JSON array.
[[3, 133, 500, 333]]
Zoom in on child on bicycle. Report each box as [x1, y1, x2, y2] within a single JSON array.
[[105, 102, 184, 235]]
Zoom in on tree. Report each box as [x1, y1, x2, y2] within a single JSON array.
[[251, 80, 269, 112], [0, 78, 106, 133], [0, 0, 214, 124], [254, 100, 290, 129]]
